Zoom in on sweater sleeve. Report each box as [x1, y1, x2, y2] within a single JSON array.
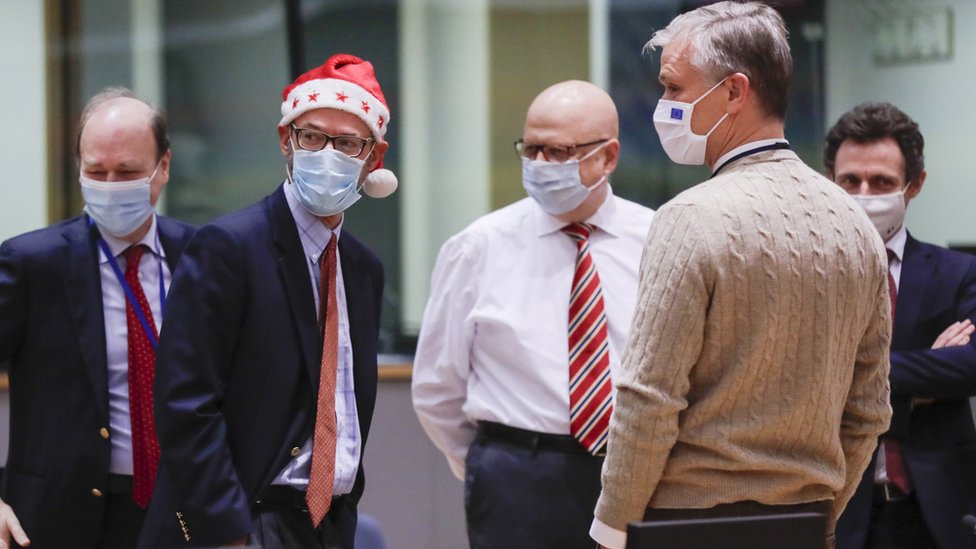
[[594, 203, 711, 530], [834, 258, 893, 517]]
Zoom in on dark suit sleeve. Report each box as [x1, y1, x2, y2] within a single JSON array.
[[889, 258, 976, 399], [153, 224, 252, 544], [0, 239, 27, 363]]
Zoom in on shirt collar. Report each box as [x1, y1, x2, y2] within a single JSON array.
[[97, 213, 164, 263], [534, 184, 622, 238], [285, 181, 343, 259], [885, 224, 907, 262], [710, 138, 790, 174]]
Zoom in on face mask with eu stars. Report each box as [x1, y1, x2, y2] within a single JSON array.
[[652, 77, 729, 166]]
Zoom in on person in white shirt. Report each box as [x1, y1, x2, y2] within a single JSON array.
[[411, 79, 654, 549]]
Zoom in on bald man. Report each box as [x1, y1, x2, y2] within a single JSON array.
[[0, 87, 194, 549], [412, 80, 654, 549]]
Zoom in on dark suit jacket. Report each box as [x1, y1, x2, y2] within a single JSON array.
[[138, 185, 384, 548], [837, 233, 976, 548], [0, 215, 195, 549]]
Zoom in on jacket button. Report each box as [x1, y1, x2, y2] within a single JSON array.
[[92, 488, 103, 497], [99, 427, 110, 439], [290, 446, 301, 457]]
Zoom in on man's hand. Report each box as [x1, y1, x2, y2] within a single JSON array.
[[913, 319, 976, 406], [0, 498, 29, 548], [931, 319, 974, 349]]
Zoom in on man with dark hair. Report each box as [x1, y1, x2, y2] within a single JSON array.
[[826, 102, 976, 549], [590, 3, 892, 548], [0, 87, 195, 548]]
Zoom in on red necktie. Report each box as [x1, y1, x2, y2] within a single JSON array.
[[883, 248, 913, 493], [562, 223, 613, 454], [123, 245, 160, 508], [307, 234, 338, 526]]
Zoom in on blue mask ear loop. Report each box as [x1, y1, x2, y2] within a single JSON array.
[[89, 217, 166, 349]]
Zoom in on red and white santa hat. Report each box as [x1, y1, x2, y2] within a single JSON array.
[[279, 53, 397, 198]]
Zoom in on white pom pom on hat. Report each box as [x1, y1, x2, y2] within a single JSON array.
[[363, 168, 398, 198], [281, 53, 398, 198]]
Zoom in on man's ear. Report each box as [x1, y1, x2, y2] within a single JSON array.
[[601, 139, 620, 175], [278, 125, 291, 157], [905, 169, 926, 205], [366, 141, 389, 172], [725, 72, 751, 115]]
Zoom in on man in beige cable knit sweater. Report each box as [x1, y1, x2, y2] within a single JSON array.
[[590, 3, 892, 548]]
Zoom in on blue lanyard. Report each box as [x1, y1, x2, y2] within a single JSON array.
[[90, 219, 166, 349]]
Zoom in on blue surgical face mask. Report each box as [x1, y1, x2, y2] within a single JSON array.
[[80, 166, 158, 238], [288, 143, 364, 217], [521, 142, 608, 215]]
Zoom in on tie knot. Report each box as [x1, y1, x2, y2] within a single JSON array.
[[124, 245, 147, 275], [886, 248, 896, 263], [562, 222, 595, 242]]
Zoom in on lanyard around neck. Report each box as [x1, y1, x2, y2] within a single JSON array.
[[711, 141, 791, 178], [90, 219, 166, 349]]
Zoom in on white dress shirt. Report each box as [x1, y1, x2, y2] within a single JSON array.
[[271, 183, 361, 495], [412, 189, 654, 479], [99, 214, 170, 475]]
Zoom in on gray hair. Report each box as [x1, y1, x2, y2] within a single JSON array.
[[645, 1, 792, 120], [75, 86, 170, 161]]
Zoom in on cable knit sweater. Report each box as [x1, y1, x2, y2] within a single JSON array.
[[594, 149, 893, 531]]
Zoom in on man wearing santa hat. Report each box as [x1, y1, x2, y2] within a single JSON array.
[[139, 54, 395, 549]]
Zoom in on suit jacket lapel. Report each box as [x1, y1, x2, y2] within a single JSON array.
[[266, 185, 321, 388], [61, 216, 110, 421], [339, 239, 367, 383], [893, 233, 934, 350]]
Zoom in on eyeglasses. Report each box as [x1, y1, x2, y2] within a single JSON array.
[[514, 138, 609, 163], [291, 125, 374, 157]]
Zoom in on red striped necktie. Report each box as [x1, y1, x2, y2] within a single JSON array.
[[562, 223, 613, 454]]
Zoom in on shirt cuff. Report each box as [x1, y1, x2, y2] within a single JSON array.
[[590, 517, 627, 549]]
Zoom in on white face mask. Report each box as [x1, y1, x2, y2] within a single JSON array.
[[288, 143, 364, 217], [80, 165, 158, 238], [652, 77, 729, 165], [850, 185, 910, 241], [521, 142, 608, 215]]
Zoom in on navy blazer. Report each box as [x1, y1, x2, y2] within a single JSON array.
[[138, 185, 383, 548], [837, 233, 976, 549], [0, 215, 195, 549]]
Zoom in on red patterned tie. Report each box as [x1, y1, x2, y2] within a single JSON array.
[[123, 245, 160, 508], [562, 223, 613, 454], [883, 248, 913, 493], [307, 234, 338, 526]]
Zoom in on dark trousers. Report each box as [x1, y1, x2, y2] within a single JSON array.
[[866, 486, 936, 549], [94, 474, 148, 549], [247, 486, 356, 549], [465, 422, 604, 549]]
